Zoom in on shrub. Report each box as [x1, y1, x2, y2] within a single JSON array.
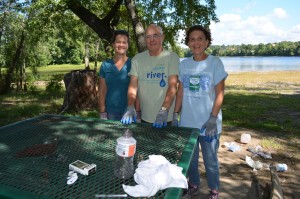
[[46, 74, 64, 92]]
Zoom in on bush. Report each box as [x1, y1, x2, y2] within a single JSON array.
[[28, 84, 38, 94], [46, 74, 64, 92]]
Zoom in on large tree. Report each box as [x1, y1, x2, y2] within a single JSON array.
[[64, 0, 219, 52]]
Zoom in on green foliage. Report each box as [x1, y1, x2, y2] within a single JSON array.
[[28, 84, 38, 94], [45, 74, 64, 92], [137, 0, 218, 47]]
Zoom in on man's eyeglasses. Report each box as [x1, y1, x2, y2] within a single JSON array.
[[145, 34, 161, 39]]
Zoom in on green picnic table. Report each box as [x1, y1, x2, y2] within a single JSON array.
[[0, 114, 198, 199]]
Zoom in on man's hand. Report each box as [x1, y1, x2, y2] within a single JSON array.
[[201, 114, 218, 143], [136, 111, 141, 123], [121, 106, 137, 124], [99, 112, 108, 120], [153, 108, 168, 128], [171, 112, 179, 127]]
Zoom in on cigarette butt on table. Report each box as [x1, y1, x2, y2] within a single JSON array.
[[95, 194, 127, 198]]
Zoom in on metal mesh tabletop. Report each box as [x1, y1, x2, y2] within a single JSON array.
[[0, 114, 198, 199]]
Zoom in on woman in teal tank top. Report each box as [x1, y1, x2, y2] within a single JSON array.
[[98, 30, 131, 120]]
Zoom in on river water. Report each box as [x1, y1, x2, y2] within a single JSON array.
[[221, 56, 300, 72], [181, 56, 300, 72]]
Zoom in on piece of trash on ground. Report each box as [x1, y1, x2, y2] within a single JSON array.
[[240, 133, 251, 144], [224, 142, 241, 152], [247, 145, 272, 159], [245, 155, 263, 171], [276, 163, 288, 172]]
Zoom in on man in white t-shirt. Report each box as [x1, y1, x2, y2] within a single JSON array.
[[121, 24, 179, 128]]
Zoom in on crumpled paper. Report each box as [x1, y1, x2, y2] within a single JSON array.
[[248, 145, 272, 159], [224, 142, 241, 152], [245, 155, 263, 171], [122, 155, 188, 197]]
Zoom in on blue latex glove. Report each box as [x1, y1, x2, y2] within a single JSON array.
[[99, 112, 108, 120], [201, 114, 218, 143], [153, 109, 168, 128], [171, 112, 179, 127], [121, 105, 137, 124]]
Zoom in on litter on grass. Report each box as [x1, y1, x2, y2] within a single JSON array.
[[224, 142, 241, 152], [247, 145, 272, 159], [245, 156, 270, 171]]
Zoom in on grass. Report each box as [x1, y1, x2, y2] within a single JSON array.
[[223, 92, 300, 133], [25, 64, 97, 82], [260, 137, 283, 150], [0, 90, 65, 126], [223, 70, 300, 136]]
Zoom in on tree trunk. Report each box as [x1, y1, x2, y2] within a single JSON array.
[[2, 31, 25, 94], [61, 70, 98, 113], [84, 42, 90, 69], [124, 0, 146, 52], [94, 38, 100, 71], [22, 60, 27, 91]]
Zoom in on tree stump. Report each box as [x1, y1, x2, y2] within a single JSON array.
[[61, 70, 98, 113]]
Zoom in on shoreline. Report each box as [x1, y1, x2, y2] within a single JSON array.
[[228, 70, 300, 74]]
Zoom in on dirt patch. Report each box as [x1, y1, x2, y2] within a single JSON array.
[[194, 127, 300, 198]]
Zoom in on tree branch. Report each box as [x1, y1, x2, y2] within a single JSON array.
[[65, 0, 113, 42]]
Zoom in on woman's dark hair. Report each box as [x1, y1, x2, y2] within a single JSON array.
[[111, 30, 129, 44], [185, 25, 212, 47]]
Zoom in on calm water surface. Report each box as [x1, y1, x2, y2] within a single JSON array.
[[220, 56, 300, 72], [181, 56, 300, 72]]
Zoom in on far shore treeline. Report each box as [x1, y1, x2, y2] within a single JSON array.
[[205, 41, 300, 57]]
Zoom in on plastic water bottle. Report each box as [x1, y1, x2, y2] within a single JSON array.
[[275, 164, 288, 172], [114, 129, 136, 179]]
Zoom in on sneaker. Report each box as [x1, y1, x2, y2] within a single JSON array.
[[208, 190, 219, 199], [182, 184, 200, 199]]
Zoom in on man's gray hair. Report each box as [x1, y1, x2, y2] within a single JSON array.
[[148, 23, 163, 35]]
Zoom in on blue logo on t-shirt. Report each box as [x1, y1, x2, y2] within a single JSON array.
[[200, 75, 210, 91], [146, 65, 167, 87]]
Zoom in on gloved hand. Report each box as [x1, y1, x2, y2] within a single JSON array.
[[121, 105, 137, 124], [99, 112, 108, 120], [201, 114, 218, 143], [136, 111, 141, 123], [171, 112, 179, 127], [153, 109, 168, 128]]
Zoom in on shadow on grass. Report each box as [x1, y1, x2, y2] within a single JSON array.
[[223, 90, 300, 137]]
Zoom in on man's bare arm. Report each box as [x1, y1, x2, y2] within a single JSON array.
[[161, 75, 178, 110]]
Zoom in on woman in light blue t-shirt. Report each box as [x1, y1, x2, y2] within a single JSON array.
[[98, 30, 131, 120], [172, 25, 228, 199]]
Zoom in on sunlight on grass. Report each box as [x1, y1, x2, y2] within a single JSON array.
[[260, 137, 283, 150]]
